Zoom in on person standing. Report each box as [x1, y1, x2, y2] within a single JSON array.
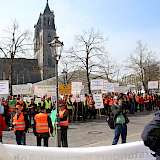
[[33, 107, 53, 147], [44, 97, 53, 113], [66, 95, 73, 123], [27, 99, 37, 128], [59, 102, 69, 147], [12, 105, 29, 145], [111, 97, 129, 145], [0, 108, 6, 143], [88, 95, 96, 119]]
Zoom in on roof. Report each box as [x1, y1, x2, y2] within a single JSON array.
[[44, 0, 51, 14]]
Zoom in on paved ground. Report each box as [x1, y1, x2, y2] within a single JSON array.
[[2, 112, 154, 148]]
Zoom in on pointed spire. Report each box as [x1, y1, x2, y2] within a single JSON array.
[[44, 0, 51, 14]]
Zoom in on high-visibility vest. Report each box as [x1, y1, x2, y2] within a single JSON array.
[[104, 98, 108, 105], [59, 109, 69, 127], [13, 113, 25, 131], [35, 113, 49, 133], [109, 99, 113, 106], [45, 100, 52, 109]]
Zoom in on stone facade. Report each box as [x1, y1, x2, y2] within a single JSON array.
[[0, 58, 41, 85], [34, 1, 56, 80]]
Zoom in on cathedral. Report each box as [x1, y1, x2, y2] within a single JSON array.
[[0, 1, 56, 84]]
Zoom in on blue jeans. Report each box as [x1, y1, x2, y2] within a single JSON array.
[[112, 124, 127, 145]]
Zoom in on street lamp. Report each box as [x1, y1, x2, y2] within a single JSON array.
[[62, 69, 67, 85], [49, 36, 64, 147]]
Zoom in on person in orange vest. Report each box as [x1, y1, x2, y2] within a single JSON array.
[[12, 105, 29, 145], [33, 106, 53, 147], [59, 102, 69, 147]]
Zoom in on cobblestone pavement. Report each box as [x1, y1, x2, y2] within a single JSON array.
[[3, 112, 153, 147]]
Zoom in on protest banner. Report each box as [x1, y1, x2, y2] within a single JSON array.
[[12, 84, 33, 95], [93, 94, 104, 109], [59, 84, 71, 95], [0, 141, 154, 160], [33, 85, 56, 97], [0, 80, 9, 95], [91, 79, 105, 90], [148, 81, 159, 89], [71, 82, 83, 95]]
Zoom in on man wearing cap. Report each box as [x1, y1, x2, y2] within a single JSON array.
[[12, 105, 29, 145], [33, 107, 53, 147], [59, 102, 69, 147]]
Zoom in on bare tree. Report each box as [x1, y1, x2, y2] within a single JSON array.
[[59, 55, 79, 84], [68, 29, 106, 94], [0, 21, 32, 95], [128, 41, 160, 92], [96, 54, 120, 82]]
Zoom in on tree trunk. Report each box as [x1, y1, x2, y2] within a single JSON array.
[[86, 50, 91, 94]]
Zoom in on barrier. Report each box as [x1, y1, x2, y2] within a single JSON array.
[[0, 141, 156, 160]]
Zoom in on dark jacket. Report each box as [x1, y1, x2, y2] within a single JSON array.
[[111, 104, 129, 125], [141, 111, 160, 154]]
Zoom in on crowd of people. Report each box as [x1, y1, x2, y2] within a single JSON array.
[[0, 92, 160, 147]]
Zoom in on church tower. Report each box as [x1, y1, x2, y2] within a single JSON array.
[[34, 0, 56, 80]]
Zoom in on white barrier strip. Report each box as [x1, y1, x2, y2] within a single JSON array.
[[0, 141, 156, 160]]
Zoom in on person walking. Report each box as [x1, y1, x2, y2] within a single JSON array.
[[33, 106, 53, 147], [12, 105, 29, 145], [59, 102, 69, 147], [111, 97, 129, 145]]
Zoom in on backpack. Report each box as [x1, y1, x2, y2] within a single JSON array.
[[141, 114, 160, 152], [106, 115, 115, 129]]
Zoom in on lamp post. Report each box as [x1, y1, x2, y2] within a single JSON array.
[[62, 69, 67, 85], [49, 36, 63, 147]]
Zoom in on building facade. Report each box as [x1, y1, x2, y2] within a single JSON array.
[[0, 1, 56, 84], [34, 1, 56, 80]]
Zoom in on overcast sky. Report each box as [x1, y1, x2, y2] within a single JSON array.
[[0, 0, 160, 65]]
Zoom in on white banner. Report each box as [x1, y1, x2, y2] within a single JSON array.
[[0, 80, 9, 95], [71, 82, 83, 95], [12, 84, 33, 95], [0, 142, 155, 160], [93, 94, 104, 109], [91, 79, 105, 90], [103, 83, 115, 92], [33, 85, 56, 97], [148, 81, 159, 89]]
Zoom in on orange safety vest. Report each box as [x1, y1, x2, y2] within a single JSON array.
[[13, 113, 25, 131], [109, 98, 113, 106], [103, 98, 108, 105], [59, 109, 69, 127], [35, 113, 49, 133]]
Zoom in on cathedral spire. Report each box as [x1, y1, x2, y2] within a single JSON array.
[[44, 0, 51, 14]]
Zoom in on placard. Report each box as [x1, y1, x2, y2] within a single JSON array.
[[12, 84, 33, 95], [148, 81, 159, 89], [71, 82, 83, 95], [91, 79, 105, 90], [0, 80, 9, 95], [34, 85, 56, 97], [93, 94, 104, 109]]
